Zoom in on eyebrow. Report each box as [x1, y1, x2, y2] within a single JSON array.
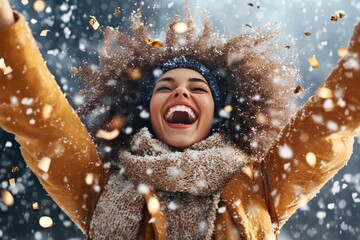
[[155, 77, 209, 85]]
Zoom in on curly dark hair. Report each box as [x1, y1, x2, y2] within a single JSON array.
[[73, 4, 300, 161]]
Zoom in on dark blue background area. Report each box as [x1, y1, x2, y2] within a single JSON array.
[[1, 0, 360, 239]]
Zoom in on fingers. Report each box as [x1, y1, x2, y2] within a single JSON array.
[[0, 0, 14, 29]]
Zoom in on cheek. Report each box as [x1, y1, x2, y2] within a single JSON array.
[[149, 95, 164, 122], [198, 97, 215, 117]]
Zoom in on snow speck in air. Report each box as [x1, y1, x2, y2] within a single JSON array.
[[168, 201, 178, 210], [138, 183, 150, 194], [312, 114, 323, 124], [278, 144, 293, 159], [343, 58, 360, 70], [218, 206, 226, 213], [124, 127, 133, 135], [327, 203, 335, 209], [140, 109, 150, 119], [34, 231, 42, 240], [316, 211, 326, 220], [166, 166, 183, 177], [327, 120, 339, 131], [5, 141, 12, 148], [323, 99, 335, 110], [152, 69, 163, 78], [21, 97, 34, 106], [218, 109, 230, 118], [331, 181, 340, 195], [26, 108, 33, 115], [73, 95, 85, 105], [10, 96, 19, 106], [283, 162, 291, 171], [146, 168, 153, 175], [199, 221, 207, 233], [352, 192, 360, 203]]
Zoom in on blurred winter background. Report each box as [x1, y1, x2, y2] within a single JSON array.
[[1, 0, 360, 239]]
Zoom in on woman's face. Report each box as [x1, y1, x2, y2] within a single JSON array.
[[150, 68, 215, 149]]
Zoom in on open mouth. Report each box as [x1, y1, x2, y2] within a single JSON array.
[[164, 105, 198, 125]]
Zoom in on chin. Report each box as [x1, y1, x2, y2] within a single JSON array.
[[165, 135, 195, 149]]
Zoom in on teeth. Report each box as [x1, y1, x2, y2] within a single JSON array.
[[165, 105, 196, 120]]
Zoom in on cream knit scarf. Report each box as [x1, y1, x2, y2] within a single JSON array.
[[89, 128, 251, 239]]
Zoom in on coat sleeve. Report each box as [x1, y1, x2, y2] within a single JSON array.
[[261, 22, 360, 231], [0, 13, 106, 233]]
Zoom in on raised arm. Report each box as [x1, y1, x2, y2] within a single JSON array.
[[262, 22, 360, 231], [220, 22, 360, 240], [0, 3, 105, 233]]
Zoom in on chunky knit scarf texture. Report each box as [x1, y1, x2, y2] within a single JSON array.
[[89, 128, 251, 239]]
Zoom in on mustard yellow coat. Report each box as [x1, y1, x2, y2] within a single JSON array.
[[1, 13, 360, 239]]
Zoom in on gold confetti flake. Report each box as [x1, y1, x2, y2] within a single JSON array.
[[32, 202, 39, 210], [37, 157, 51, 173], [242, 166, 253, 179], [146, 39, 163, 49], [285, 45, 291, 49], [108, 115, 125, 130], [308, 55, 319, 68], [317, 87, 333, 99], [9, 178, 16, 187], [40, 30, 50, 37], [256, 113, 267, 125], [0, 58, 5, 68], [147, 196, 160, 215], [224, 105, 233, 113], [1, 58, 13, 75], [338, 12, 346, 18], [89, 16, 100, 30], [42, 104, 53, 120], [11, 166, 19, 173], [330, 15, 338, 21], [85, 173, 94, 185], [304, 32, 311, 37], [113, 8, 121, 15], [1, 190, 14, 206], [337, 47, 348, 57], [21, 0, 29, 5], [128, 68, 142, 81], [2, 66, 13, 75], [306, 152, 317, 167], [294, 85, 304, 94], [33, 0, 46, 13], [173, 22, 188, 33], [248, 3, 254, 7], [39, 216, 53, 228], [96, 129, 120, 140]]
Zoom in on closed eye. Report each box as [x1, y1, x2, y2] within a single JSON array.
[[155, 86, 172, 92], [191, 87, 209, 92]]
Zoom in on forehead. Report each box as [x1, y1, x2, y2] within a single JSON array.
[[156, 68, 207, 83]]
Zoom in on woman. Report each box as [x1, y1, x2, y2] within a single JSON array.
[[1, 0, 360, 239]]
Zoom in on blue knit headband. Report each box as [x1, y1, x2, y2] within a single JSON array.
[[144, 56, 222, 112]]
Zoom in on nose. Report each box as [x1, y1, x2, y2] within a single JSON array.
[[173, 87, 189, 98]]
